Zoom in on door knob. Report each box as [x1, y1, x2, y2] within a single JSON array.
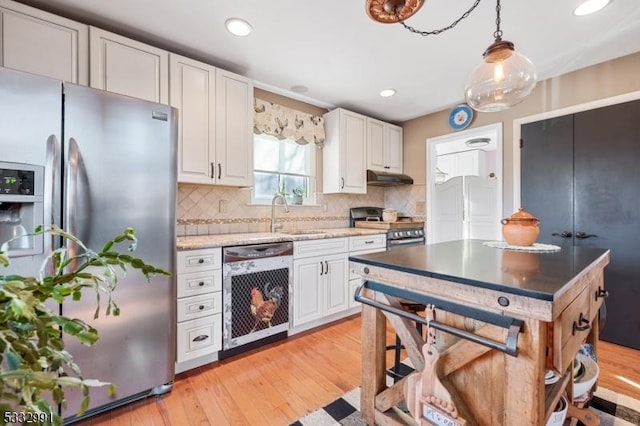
[[576, 232, 597, 239], [552, 231, 572, 238]]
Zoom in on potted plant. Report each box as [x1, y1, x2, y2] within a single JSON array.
[[0, 225, 169, 425], [291, 187, 305, 205]]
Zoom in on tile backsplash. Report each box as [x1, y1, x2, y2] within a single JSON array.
[[178, 183, 428, 236]]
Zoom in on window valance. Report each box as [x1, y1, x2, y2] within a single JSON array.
[[253, 98, 325, 149]]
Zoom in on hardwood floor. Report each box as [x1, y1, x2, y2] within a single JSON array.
[[75, 315, 640, 425]]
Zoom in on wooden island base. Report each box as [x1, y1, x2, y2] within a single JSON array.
[[350, 240, 610, 426]]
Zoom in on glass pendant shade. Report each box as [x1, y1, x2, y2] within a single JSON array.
[[464, 40, 537, 112]]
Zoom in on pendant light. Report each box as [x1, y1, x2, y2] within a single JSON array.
[[464, 0, 536, 112]]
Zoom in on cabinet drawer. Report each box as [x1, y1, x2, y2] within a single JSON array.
[[176, 314, 221, 363], [553, 285, 592, 372], [177, 248, 221, 274], [349, 247, 387, 280], [177, 270, 222, 298], [177, 292, 222, 322], [294, 237, 348, 259], [349, 234, 386, 252]]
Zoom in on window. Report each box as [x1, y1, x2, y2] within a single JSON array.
[[253, 133, 315, 204]]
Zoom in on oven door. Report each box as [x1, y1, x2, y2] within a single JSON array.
[[387, 237, 426, 249]]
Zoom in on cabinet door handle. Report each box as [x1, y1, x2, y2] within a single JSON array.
[[552, 231, 573, 239], [595, 287, 609, 300], [325, 261, 329, 274], [218, 163, 222, 180], [365, 240, 374, 244], [192, 334, 209, 342], [572, 313, 591, 335], [210, 162, 214, 178], [341, 177, 344, 189], [320, 261, 324, 276], [576, 232, 597, 239]]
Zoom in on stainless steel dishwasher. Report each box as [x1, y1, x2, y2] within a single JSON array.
[[220, 241, 293, 358]]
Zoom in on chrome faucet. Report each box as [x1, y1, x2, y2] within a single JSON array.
[[270, 194, 290, 232]]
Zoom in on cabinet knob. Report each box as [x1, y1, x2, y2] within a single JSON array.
[[198, 258, 204, 264], [198, 305, 205, 310], [198, 281, 205, 287]]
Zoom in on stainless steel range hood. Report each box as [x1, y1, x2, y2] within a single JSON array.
[[366, 169, 414, 186]]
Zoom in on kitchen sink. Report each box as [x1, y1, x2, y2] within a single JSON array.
[[285, 230, 327, 235]]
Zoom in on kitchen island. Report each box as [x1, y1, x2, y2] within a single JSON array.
[[349, 239, 609, 425]]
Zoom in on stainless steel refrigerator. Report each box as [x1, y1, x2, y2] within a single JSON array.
[[0, 67, 176, 420]]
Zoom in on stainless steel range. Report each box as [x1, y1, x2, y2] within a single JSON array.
[[349, 207, 425, 249]]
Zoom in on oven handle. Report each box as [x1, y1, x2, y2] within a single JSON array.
[[387, 237, 425, 246]]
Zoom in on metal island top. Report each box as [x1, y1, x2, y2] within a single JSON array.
[[349, 239, 609, 302]]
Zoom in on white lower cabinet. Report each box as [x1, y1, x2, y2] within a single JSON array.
[[291, 238, 349, 333], [176, 247, 222, 372], [290, 234, 386, 333]]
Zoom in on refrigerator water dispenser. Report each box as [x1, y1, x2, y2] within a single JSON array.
[[0, 162, 44, 257]]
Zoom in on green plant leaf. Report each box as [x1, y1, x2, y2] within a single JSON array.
[[5, 351, 21, 370]]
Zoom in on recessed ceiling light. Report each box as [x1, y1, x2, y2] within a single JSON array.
[[225, 18, 252, 36], [573, 0, 611, 16], [291, 85, 309, 93], [465, 137, 491, 147], [379, 89, 396, 97]]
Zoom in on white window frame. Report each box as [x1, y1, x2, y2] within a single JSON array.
[[252, 134, 316, 205]]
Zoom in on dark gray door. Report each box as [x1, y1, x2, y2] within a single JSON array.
[[521, 115, 575, 247], [574, 100, 640, 349], [521, 99, 640, 350]]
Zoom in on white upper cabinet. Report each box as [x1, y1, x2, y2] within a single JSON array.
[[89, 27, 169, 104], [170, 55, 253, 187], [0, 0, 88, 84], [215, 68, 253, 187], [367, 117, 403, 174], [170, 54, 216, 184], [323, 108, 367, 194]]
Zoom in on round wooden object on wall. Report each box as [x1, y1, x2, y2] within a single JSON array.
[[366, 0, 425, 24]]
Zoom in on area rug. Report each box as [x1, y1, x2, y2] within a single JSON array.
[[290, 386, 640, 426]]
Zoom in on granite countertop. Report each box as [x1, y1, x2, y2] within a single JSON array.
[[177, 227, 386, 250], [349, 239, 610, 301]]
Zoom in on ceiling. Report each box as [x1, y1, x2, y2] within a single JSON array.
[[18, 0, 640, 123]]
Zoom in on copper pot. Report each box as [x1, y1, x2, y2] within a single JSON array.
[[501, 208, 540, 246]]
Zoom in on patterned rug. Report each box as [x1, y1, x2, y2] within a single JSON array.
[[290, 386, 640, 426]]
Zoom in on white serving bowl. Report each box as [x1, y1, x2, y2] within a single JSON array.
[[573, 353, 599, 399], [546, 395, 568, 426]]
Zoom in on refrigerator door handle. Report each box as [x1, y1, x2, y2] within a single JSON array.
[[44, 134, 61, 268], [64, 138, 80, 271]]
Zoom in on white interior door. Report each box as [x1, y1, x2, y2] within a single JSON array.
[[465, 176, 498, 240], [433, 176, 464, 243]]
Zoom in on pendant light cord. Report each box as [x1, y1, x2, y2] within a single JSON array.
[[396, 0, 482, 36], [493, 0, 503, 40]]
